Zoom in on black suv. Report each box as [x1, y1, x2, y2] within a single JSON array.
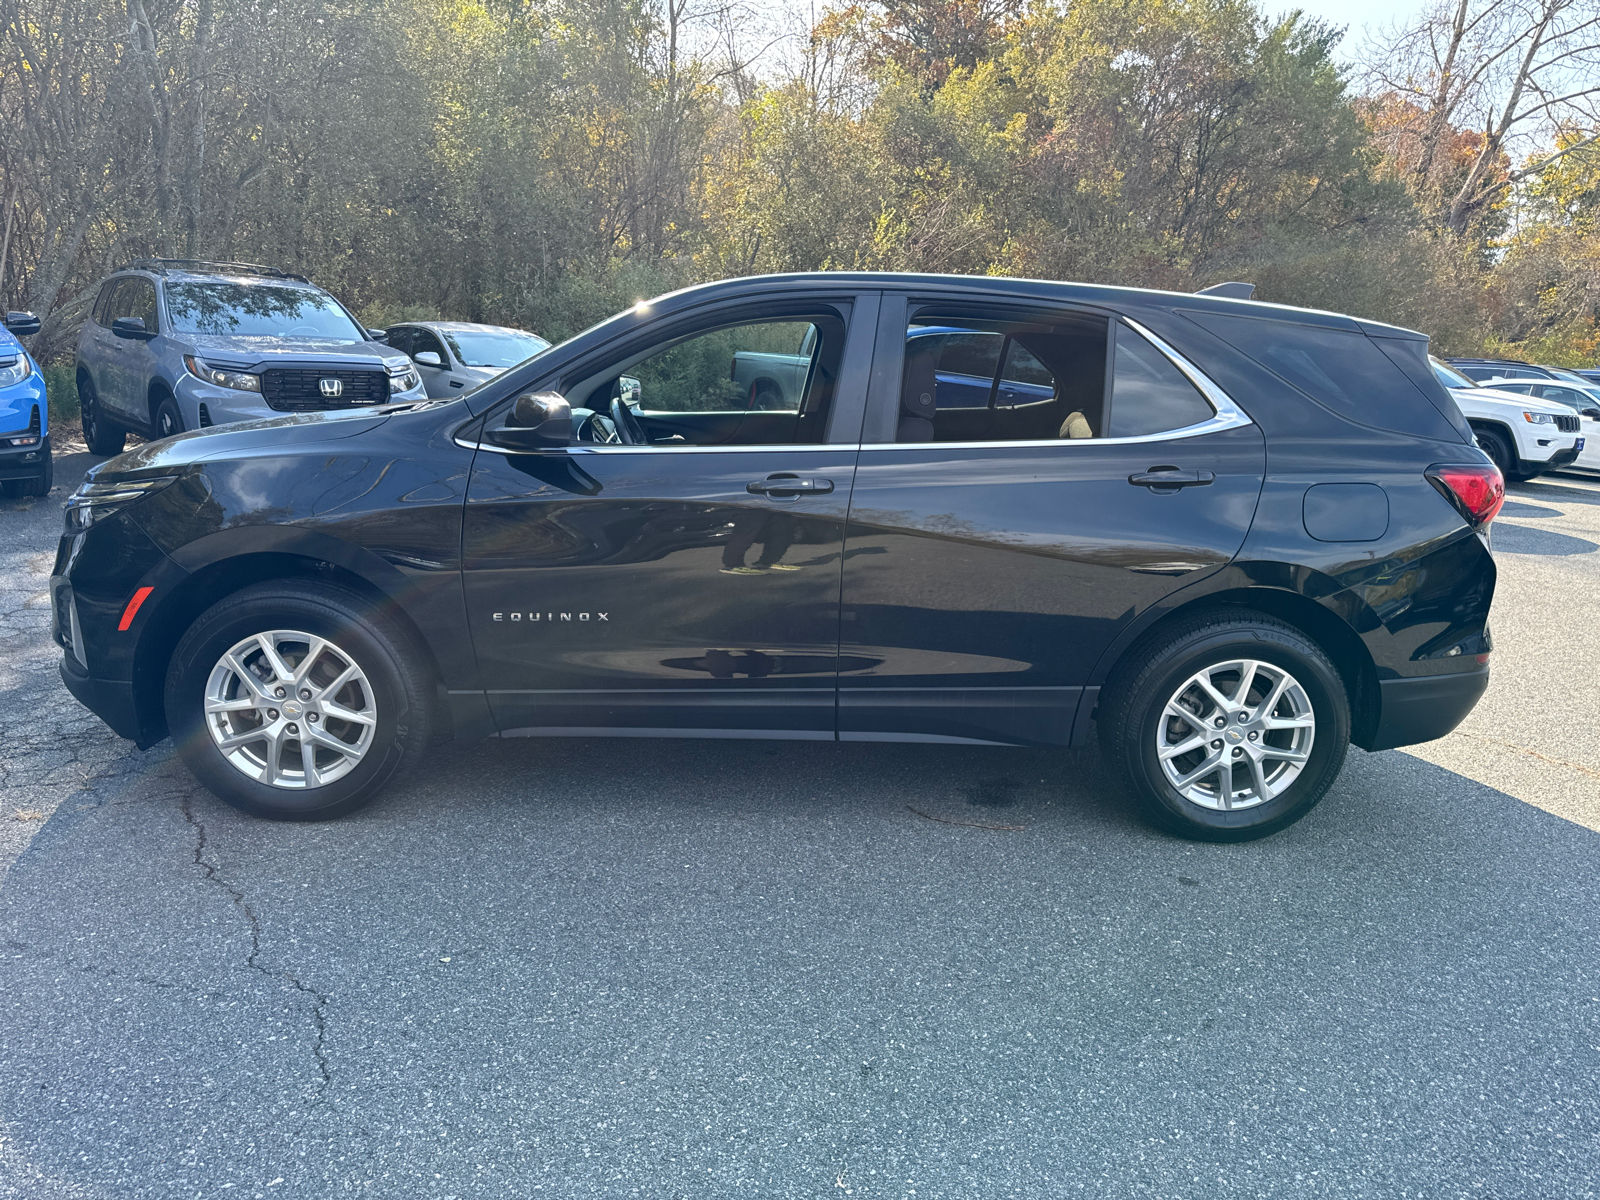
[[52, 274, 1500, 841]]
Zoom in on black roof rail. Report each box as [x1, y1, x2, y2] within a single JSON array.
[[116, 258, 311, 284], [1195, 281, 1255, 300]]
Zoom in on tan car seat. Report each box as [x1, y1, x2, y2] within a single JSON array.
[[1058, 411, 1093, 439]]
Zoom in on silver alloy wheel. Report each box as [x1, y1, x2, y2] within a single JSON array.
[[1155, 658, 1315, 811], [203, 630, 377, 789]]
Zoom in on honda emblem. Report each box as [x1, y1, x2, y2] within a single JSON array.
[[319, 377, 343, 398]]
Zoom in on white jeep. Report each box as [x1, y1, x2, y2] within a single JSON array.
[[1431, 358, 1581, 481]]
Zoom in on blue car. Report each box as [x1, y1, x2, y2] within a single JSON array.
[[0, 310, 49, 497]]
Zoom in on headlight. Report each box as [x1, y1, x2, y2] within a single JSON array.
[[0, 357, 29, 388], [1522, 411, 1555, 424], [64, 476, 179, 533], [184, 354, 261, 393], [389, 367, 421, 393]]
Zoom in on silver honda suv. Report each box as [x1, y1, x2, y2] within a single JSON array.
[[73, 259, 424, 454]]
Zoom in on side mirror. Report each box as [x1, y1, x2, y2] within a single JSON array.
[[415, 350, 443, 367], [111, 316, 155, 341], [487, 391, 572, 450], [1584, 408, 1600, 421], [619, 374, 642, 405], [366, 328, 388, 342], [4, 311, 40, 336]]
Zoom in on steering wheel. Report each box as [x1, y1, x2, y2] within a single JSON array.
[[579, 412, 620, 444], [610, 394, 647, 445], [284, 324, 320, 337]]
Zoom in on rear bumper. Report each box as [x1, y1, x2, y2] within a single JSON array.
[[1359, 667, 1489, 752], [59, 657, 143, 743]]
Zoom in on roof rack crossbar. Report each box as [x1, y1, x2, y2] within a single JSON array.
[[117, 258, 310, 283]]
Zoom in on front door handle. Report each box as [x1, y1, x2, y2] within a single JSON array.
[[746, 474, 834, 497], [1129, 467, 1215, 493]]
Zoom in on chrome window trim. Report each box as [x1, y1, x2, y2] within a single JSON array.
[[459, 315, 1252, 455], [455, 437, 852, 455]]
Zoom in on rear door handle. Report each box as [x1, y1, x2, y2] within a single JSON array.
[[1129, 468, 1215, 493], [747, 474, 834, 496]]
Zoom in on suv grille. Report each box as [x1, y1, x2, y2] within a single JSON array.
[[1555, 413, 1581, 433], [260, 367, 388, 412]]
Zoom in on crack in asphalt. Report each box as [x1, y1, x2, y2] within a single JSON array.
[[180, 798, 334, 1102]]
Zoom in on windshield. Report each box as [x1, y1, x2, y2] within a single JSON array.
[[441, 328, 551, 368], [1431, 359, 1476, 389], [165, 282, 366, 341]]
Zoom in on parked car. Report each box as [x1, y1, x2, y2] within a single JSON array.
[[1444, 357, 1560, 384], [1430, 358, 1581, 480], [0, 309, 49, 496], [54, 272, 1500, 842], [1481, 378, 1600, 471], [385, 321, 550, 398], [73, 259, 424, 454]]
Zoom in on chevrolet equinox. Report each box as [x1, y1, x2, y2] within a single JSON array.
[[53, 273, 1501, 841]]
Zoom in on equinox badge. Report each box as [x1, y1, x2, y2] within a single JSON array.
[[494, 612, 609, 622]]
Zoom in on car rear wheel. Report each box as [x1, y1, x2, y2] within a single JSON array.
[[165, 581, 434, 820], [1098, 611, 1351, 842], [153, 393, 183, 440], [79, 376, 127, 456]]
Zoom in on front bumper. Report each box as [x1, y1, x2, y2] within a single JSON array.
[[59, 655, 143, 743], [176, 375, 427, 428], [0, 434, 48, 480], [1544, 446, 1581, 469], [1359, 666, 1490, 752]]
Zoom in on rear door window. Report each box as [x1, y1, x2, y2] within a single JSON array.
[[892, 309, 1218, 442], [1106, 322, 1212, 437]]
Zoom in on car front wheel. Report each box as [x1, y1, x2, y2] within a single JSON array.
[[165, 581, 434, 820], [153, 393, 184, 440], [80, 376, 127, 456], [1099, 611, 1351, 842]]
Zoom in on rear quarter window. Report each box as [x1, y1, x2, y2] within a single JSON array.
[[1181, 310, 1465, 442]]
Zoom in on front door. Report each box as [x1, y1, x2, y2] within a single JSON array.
[[461, 295, 874, 738], [838, 297, 1266, 746]]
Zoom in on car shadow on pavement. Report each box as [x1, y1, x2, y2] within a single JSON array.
[[1496, 499, 1562, 519], [1490, 521, 1599, 555], [1, 731, 1598, 1198]]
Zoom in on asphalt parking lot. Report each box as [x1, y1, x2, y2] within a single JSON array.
[[2, 446, 1598, 1199]]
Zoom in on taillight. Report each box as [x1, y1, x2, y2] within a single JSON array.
[[1426, 463, 1505, 526]]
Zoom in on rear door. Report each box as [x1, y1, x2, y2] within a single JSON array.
[[460, 292, 877, 738], [837, 295, 1266, 746]]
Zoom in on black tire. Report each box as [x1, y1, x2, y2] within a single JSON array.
[[1474, 427, 1515, 480], [750, 381, 784, 411], [79, 375, 127, 456], [1098, 610, 1351, 842], [153, 392, 184, 440], [165, 580, 435, 820]]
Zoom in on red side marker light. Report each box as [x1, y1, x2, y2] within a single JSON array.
[[118, 586, 155, 631], [1425, 463, 1504, 527]]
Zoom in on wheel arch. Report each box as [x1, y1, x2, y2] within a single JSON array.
[[131, 545, 447, 746], [1092, 580, 1383, 748]]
